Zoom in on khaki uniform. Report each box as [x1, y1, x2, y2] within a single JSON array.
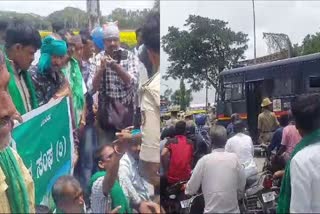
[[258, 109, 279, 145], [165, 118, 178, 128]]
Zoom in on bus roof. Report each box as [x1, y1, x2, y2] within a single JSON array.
[[219, 52, 320, 76]]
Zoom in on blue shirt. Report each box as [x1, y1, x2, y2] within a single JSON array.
[[268, 127, 284, 153]]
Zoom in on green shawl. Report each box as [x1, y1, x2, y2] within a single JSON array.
[[0, 147, 30, 213], [89, 171, 131, 214], [277, 129, 320, 213], [5, 53, 38, 115], [61, 58, 85, 127]]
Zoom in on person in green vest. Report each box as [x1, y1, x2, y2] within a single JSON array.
[[0, 48, 35, 214], [61, 34, 86, 129], [89, 141, 132, 214], [4, 20, 42, 115]]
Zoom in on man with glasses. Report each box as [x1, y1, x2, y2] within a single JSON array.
[[89, 22, 139, 145], [89, 141, 131, 214]]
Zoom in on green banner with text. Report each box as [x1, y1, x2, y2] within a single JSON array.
[[11, 97, 74, 208]]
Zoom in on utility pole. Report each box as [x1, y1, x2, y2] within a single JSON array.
[[205, 70, 208, 112], [252, 0, 257, 64], [87, 0, 101, 31]]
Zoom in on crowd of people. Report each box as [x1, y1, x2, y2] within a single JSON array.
[[160, 95, 320, 213], [0, 10, 161, 214]]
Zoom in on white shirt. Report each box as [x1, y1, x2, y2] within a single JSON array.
[[119, 153, 154, 206], [225, 133, 257, 178], [290, 142, 320, 213], [185, 149, 246, 213]]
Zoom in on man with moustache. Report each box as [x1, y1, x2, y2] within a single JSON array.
[[0, 50, 35, 213], [90, 22, 139, 144], [30, 35, 69, 106], [4, 20, 42, 115]]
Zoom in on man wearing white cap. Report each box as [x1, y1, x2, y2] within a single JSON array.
[[258, 97, 279, 145], [89, 22, 139, 145]]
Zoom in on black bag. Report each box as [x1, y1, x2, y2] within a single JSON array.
[[97, 70, 133, 130]]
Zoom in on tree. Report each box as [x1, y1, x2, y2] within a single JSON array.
[[263, 32, 293, 57], [170, 80, 193, 111], [162, 15, 248, 92], [300, 32, 320, 55], [153, 0, 160, 12], [104, 8, 150, 30], [161, 88, 172, 106], [47, 7, 88, 30]]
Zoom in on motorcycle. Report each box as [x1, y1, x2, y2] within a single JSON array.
[[162, 180, 189, 214], [242, 171, 280, 214], [181, 193, 204, 214]]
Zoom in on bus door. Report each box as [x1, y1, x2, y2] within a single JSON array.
[[246, 80, 263, 144]]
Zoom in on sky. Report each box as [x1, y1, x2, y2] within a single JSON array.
[[1, 0, 153, 16], [160, 1, 320, 104], [2, 1, 320, 105]]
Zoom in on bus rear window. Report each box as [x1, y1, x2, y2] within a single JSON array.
[[310, 76, 320, 88]]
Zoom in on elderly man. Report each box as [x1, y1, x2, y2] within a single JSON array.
[[89, 22, 139, 144], [0, 50, 35, 213], [258, 98, 279, 145], [185, 125, 246, 213], [61, 34, 87, 128], [4, 20, 42, 114], [30, 35, 69, 106]]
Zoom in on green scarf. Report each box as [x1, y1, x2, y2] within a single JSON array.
[[61, 58, 85, 127], [38, 36, 67, 74], [0, 147, 30, 213], [277, 129, 320, 213], [5, 54, 38, 115], [89, 171, 131, 214]]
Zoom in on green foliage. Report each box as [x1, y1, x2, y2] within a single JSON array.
[[0, 5, 153, 31], [170, 80, 193, 110], [104, 8, 151, 30], [162, 15, 248, 91], [47, 7, 88, 30], [0, 11, 51, 30], [301, 32, 320, 55]]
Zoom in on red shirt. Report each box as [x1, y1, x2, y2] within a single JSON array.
[[166, 135, 194, 184]]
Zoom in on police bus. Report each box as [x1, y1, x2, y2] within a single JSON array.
[[216, 52, 320, 143]]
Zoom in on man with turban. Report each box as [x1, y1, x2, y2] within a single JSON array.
[[0, 49, 35, 213], [30, 35, 69, 106]]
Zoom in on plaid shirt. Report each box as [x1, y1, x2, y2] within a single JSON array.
[[90, 48, 139, 105]]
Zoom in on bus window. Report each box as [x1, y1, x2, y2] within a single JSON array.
[[274, 78, 293, 95], [225, 87, 232, 101], [309, 76, 320, 88], [231, 83, 243, 100], [261, 79, 274, 98]]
